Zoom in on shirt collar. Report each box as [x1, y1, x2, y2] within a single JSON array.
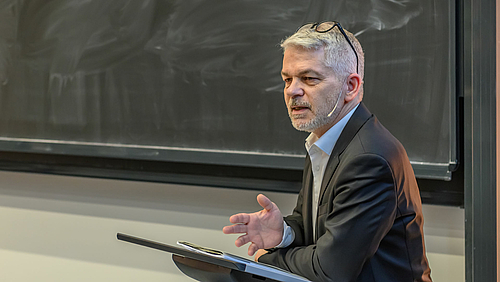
[[305, 104, 359, 156]]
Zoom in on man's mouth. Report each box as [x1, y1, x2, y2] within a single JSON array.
[[291, 105, 310, 113], [289, 100, 311, 115]]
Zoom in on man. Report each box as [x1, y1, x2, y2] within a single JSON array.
[[223, 22, 432, 282]]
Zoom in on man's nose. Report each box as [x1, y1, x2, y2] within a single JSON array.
[[285, 79, 304, 98]]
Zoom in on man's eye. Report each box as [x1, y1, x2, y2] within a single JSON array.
[[303, 77, 319, 83]]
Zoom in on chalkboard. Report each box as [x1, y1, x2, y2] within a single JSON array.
[[0, 0, 456, 180]]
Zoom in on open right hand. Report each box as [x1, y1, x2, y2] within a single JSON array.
[[222, 194, 284, 256]]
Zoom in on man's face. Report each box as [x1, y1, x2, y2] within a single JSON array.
[[281, 46, 343, 137]]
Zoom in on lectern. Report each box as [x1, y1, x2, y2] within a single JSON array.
[[117, 233, 311, 282]]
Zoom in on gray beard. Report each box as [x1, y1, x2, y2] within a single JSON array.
[[288, 94, 339, 133], [290, 112, 331, 132]]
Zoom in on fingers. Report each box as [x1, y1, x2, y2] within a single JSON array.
[[247, 242, 259, 256], [257, 194, 274, 211], [235, 234, 251, 248], [222, 223, 248, 235], [222, 225, 233, 234], [229, 213, 250, 224], [253, 249, 268, 262]]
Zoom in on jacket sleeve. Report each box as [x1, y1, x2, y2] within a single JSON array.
[[259, 153, 398, 282]]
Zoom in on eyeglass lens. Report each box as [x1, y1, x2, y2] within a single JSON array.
[[315, 22, 336, 32]]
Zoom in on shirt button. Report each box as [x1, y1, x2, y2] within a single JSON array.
[[315, 165, 320, 171]]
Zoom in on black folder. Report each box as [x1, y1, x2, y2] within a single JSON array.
[[117, 233, 311, 282]]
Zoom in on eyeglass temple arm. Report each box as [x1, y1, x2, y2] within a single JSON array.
[[336, 23, 359, 74]]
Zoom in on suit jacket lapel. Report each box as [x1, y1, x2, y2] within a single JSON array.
[[318, 103, 373, 204], [302, 155, 314, 245]]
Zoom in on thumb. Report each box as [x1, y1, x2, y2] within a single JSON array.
[[257, 194, 274, 211]]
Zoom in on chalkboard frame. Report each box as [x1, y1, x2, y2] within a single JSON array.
[[0, 135, 456, 179]]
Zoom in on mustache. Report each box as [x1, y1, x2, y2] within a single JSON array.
[[288, 99, 311, 109]]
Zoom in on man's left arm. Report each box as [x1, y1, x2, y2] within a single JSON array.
[[258, 153, 398, 282]]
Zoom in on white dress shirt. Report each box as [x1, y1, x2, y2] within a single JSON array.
[[276, 104, 359, 248]]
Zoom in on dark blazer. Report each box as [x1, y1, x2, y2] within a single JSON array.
[[259, 103, 432, 282]]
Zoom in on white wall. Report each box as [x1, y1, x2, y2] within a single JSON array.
[[0, 170, 464, 281]]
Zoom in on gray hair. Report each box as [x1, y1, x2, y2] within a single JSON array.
[[281, 24, 365, 90]]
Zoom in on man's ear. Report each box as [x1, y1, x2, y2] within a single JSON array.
[[344, 73, 362, 102]]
